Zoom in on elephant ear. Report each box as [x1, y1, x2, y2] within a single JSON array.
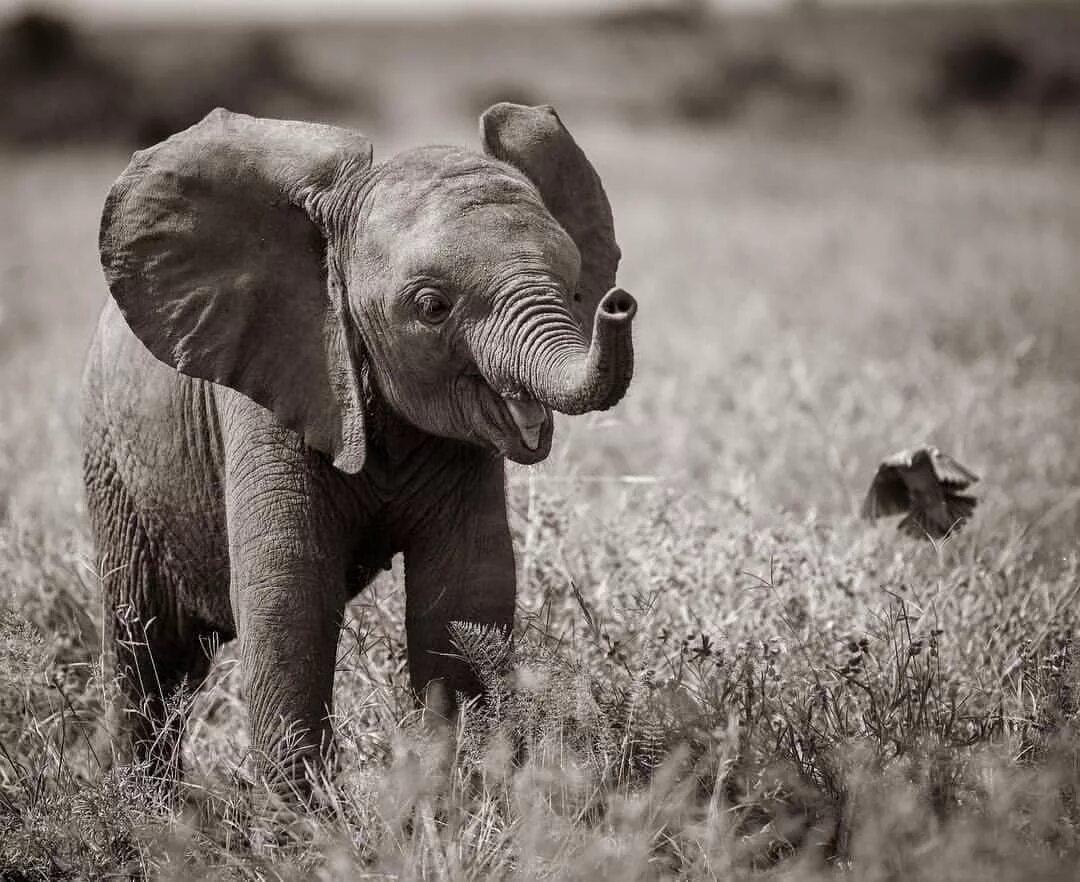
[[479, 102, 620, 334], [99, 108, 373, 474]]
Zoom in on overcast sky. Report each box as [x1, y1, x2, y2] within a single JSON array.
[[1, 0, 1006, 23]]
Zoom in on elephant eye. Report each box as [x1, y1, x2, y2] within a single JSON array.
[[415, 289, 452, 325]]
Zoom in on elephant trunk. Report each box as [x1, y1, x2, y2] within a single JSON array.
[[518, 287, 637, 415]]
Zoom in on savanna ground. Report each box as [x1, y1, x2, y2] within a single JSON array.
[[2, 4, 1080, 879]]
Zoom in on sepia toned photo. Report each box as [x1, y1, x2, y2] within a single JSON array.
[[1, 0, 1079, 877]]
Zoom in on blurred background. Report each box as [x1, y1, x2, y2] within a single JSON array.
[[5, 7, 1080, 873], [2, 0, 1080, 546], [2, 0, 1079, 155]]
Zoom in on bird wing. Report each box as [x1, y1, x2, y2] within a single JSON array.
[[880, 448, 917, 470], [862, 464, 911, 519], [929, 450, 979, 489]]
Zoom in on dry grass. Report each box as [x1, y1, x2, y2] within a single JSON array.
[[2, 16, 1080, 878]]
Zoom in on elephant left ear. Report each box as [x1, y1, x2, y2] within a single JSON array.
[[99, 109, 373, 474], [479, 102, 621, 335]]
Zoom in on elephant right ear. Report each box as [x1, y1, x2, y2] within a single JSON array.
[[99, 108, 373, 474], [480, 102, 621, 335]]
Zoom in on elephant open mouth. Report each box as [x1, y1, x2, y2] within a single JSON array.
[[502, 396, 549, 452], [494, 394, 552, 464], [464, 376, 553, 463]]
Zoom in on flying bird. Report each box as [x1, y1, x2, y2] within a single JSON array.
[[862, 447, 979, 540]]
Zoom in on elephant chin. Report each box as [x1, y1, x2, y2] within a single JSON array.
[[501, 415, 554, 465]]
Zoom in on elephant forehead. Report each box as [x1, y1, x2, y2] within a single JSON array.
[[371, 147, 580, 284], [374, 146, 544, 221], [429, 200, 577, 263]]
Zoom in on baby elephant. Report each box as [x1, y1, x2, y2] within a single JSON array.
[[84, 103, 636, 797]]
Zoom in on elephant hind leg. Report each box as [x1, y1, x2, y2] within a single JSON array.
[[105, 601, 218, 791], [86, 453, 217, 793]]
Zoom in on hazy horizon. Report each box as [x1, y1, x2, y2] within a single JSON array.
[[0, 0, 1024, 24]]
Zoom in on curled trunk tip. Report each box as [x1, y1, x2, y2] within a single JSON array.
[[528, 286, 637, 415]]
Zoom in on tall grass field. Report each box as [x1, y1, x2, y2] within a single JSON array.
[[2, 6, 1080, 879]]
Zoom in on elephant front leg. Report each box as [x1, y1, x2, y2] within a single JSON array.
[[225, 444, 352, 801], [402, 461, 517, 715], [234, 569, 345, 800]]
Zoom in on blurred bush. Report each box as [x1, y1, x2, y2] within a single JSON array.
[[127, 31, 360, 146], [591, 0, 708, 34], [923, 31, 1080, 119], [934, 33, 1028, 107], [670, 49, 850, 125], [0, 8, 371, 149], [0, 10, 136, 145]]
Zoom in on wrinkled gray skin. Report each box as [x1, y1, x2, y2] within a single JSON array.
[[82, 104, 636, 798]]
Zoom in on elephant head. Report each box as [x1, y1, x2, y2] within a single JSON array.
[[99, 104, 636, 471]]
